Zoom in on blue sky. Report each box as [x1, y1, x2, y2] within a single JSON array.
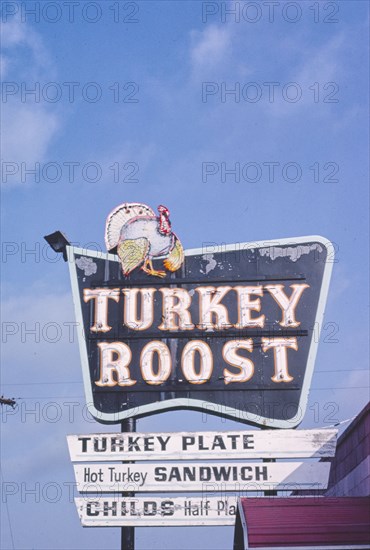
[[1, 1, 369, 549]]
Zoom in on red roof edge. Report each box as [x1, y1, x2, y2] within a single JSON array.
[[234, 497, 370, 549]]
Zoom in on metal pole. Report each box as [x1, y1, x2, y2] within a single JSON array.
[[261, 427, 277, 497], [263, 458, 277, 497], [121, 418, 136, 550]]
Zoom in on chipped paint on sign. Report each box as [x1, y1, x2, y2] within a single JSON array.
[[201, 254, 217, 274], [75, 257, 97, 276], [259, 244, 323, 262]]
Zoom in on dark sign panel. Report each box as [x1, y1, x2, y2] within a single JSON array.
[[68, 236, 333, 427]]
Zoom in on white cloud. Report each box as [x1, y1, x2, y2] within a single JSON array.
[[0, 54, 9, 76], [267, 33, 347, 118], [0, 16, 53, 77], [1, 17, 61, 176], [190, 24, 232, 71], [2, 104, 60, 166], [1, 16, 26, 47], [293, 33, 345, 88], [99, 140, 158, 182]]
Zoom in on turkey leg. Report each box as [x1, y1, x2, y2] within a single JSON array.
[[141, 259, 166, 278]]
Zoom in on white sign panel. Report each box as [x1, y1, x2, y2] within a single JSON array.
[[75, 496, 238, 527], [73, 461, 331, 493], [67, 429, 337, 462]]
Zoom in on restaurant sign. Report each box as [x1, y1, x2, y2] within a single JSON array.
[[67, 429, 337, 462], [75, 496, 238, 527], [73, 461, 331, 493], [67, 202, 333, 427]]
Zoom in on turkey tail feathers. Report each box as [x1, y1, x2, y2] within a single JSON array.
[[163, 236, 184, 272], [105, 202, 155, 251]]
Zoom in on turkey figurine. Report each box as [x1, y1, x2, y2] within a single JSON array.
[[105, 202, 184, 278]]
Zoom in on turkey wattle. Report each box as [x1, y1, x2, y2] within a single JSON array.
[[105, 202, 184, 278]]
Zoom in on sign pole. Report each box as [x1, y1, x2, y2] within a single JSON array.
[[262, 425, 277, 497], [121, 418, 136, 550], [263, 458, 277, 496]]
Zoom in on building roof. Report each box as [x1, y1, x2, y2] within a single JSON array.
[[234, 497, 370, 549]]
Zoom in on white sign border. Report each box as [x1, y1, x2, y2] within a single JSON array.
[[67, 235, 334, 428]]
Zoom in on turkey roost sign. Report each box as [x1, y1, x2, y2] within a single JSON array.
[[67, 203, 333, 427]]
